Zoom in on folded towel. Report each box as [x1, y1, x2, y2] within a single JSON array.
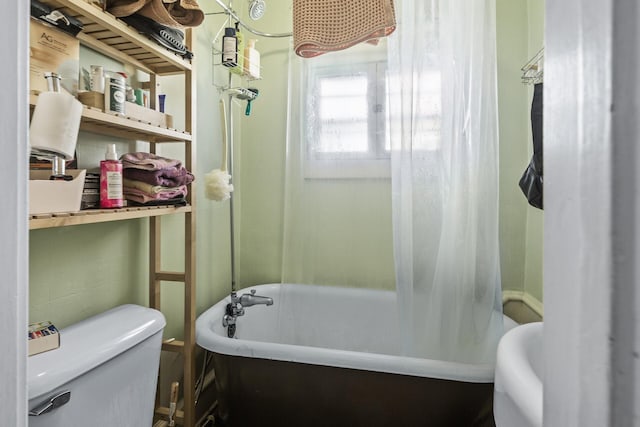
[[123, 166, 195, 187], [127, 197, 188, 207], [124, 184, 188, 204], [121, 152, 183, 171], [164, 0, 204, 27], [293, 0, 396, 58], [108, 0, 204, 28], [124, 178, 181, 195]]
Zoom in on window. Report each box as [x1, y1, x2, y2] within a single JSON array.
[[303, 42, 390, 178]]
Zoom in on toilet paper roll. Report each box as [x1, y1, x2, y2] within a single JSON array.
[[30, 91, 83, 160]]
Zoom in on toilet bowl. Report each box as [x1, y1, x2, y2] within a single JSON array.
[[28, 304, 166, 427]]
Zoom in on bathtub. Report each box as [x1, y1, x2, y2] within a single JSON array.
[[196, 283, 514, 427]]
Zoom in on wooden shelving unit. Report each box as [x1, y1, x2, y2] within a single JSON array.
[[29, 205, 192, 230], [31, 1, 197, 425], [29, 94, 192, 143]]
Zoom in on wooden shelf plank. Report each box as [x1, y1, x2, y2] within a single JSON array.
[[162, 339, 185, 353], [156, 271, 187, 282], [30, 94, 191, 143], [39, 0, 192, 75], [80, 105, 192, 142], [29, 205, 192, 230]]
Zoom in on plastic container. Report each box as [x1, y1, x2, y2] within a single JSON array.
[[104, 72, 126, 116], [100, 144, 123, 208], [89, 65, 104, 93], [244, 39, 261, 79]]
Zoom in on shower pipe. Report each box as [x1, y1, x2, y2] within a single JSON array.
[[214, 0, 288, 293], [212, 0, 293, 38], [227, 89, 237, 293]]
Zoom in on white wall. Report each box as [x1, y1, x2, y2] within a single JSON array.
[[544, 0, 640, 424], [1, 1, 29, 425]]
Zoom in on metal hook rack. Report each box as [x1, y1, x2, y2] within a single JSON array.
[[212, 0, 292, 38], [209, 2, 270, 94], [521, 48, 544, 85]]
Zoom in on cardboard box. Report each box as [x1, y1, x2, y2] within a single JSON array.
[[28, 321, 60, 356], [29, 169, 86, 215], [30, 18, 80, 95], [78, 91, 174, 128]]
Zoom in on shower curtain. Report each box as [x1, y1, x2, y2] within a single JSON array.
[[387, 0, 503, 363], [282, 41, 396, 289], [283, 0, 502, 365]]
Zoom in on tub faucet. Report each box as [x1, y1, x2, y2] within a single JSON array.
[[239, 289, 274, 307], [223, 290, 273, 338]]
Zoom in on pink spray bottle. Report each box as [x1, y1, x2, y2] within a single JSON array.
[[100, 144, 124, 208]]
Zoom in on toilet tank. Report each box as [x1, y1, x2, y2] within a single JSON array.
[[28, 304, 166, 427]]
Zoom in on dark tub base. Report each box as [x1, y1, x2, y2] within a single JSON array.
[[212, 353, 495, 427]]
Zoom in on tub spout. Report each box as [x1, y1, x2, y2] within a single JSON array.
[[239, 290, 273, 307], [223, 290, 273, 338]]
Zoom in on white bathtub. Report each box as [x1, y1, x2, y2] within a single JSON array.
[[196, 283, 514, 426]]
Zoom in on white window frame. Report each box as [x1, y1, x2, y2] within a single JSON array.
[[302, 44, 391, 179]]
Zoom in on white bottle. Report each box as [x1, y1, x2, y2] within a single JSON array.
[[90, 65, 105, 93], [243, 39, 260, 79]]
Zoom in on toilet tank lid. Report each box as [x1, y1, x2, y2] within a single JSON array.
[[28, 304, 166, 400]]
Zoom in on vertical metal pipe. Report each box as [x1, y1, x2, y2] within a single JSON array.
[[228, 93, 236, 293]]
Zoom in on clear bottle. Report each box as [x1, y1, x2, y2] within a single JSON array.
[[100, 144, 123, 208]]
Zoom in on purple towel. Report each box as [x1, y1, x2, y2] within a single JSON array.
[[123, 167, 194, 187], [121, 152, 183, 171], [124, 185, 188, 204]]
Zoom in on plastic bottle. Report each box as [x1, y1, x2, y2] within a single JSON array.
[[89, 65, 105, 93], [104, 72, 126, 116], [222, 27, 238, 67], [243, 39, 260, 79], [230, 22, 244, 75], [100, 144, 124, 208]]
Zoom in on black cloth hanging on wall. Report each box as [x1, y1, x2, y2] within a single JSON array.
[[519, 83, 543, 209]]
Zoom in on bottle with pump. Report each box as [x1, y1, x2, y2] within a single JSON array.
[[222, 27, 238, 67], [230, 22, 244, 75], [100, 144, 124, 208]]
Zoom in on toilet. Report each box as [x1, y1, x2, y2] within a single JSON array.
[[28, 304, 166, 427]]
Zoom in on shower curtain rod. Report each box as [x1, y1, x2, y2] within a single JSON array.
[[213, 0, 293, 38]]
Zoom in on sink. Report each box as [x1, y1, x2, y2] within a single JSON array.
[[494, 322, 543, 427]]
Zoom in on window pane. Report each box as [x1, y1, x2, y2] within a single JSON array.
[[315, 75, 369, 154], [320, 76, 368, 97], [320, 96, 368, 121], [302, 41, 393, 177], [318, 121, 369, 153]]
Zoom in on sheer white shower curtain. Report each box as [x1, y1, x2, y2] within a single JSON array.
[[282, 42, 396, 289], [388, 0, 503, 363], [283, 0, 502, 364]]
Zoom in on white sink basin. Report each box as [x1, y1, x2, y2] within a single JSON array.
[[494, 322, 543, 427]]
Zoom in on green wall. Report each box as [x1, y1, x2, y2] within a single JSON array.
[[523, 0, 544, 303], [495, 0, 544, 302], [28, 1, 544, 333]]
